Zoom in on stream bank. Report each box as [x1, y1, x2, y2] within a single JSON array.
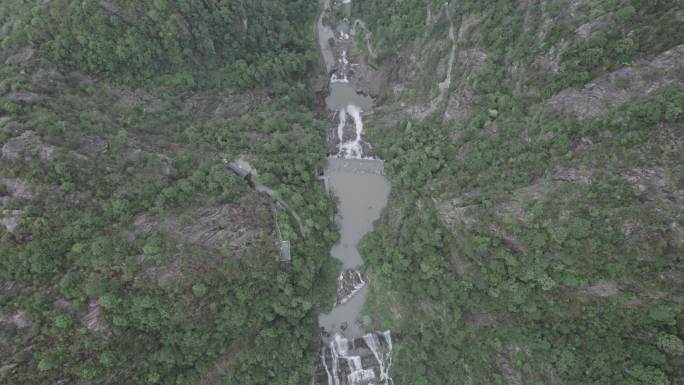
[[315, 1, 395, 384]]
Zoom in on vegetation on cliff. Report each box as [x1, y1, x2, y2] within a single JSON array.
[[1, 1, 336, 384], [1, 0, 682, 384], [355, 0, 683, 384]]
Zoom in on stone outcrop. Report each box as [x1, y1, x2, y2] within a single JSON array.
[[316, 332, 394, 385], [0, 210, 22, 233], [546, 44, 684, 119], [0, 177, 35, 233], [81, 301, 111, 337], [2, 310, 33, 329], [1, 131, 56, 164], [336, 269, 366, 306], [128, 203, 265, 252]]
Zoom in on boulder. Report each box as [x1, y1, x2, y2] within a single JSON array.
[[335, 269, 366, 306], [546, 44, 684, 119]]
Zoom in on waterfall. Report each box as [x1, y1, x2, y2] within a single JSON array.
[[331, 73, 350, 83], [338, 104, 365, 159], [320, 332, 394, 385], [382, 330, 393, 382], [337, 107, 348, 148], [317, 0, 396, 383], [330, 337, 340, 385], [363, 331, 394, 385], [321, 347, 334, 385]]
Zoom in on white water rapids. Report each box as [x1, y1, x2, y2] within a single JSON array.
[[317, 0, 395, 384], [329, 16, 368, 159], [321, 332, 395, 385], [337, 104, 365, 159]]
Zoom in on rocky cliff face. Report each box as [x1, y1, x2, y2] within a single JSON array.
[[348, 0, 684, 384], [0, 26, 332, 383]]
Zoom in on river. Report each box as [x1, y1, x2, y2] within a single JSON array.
[[316, 1, 395, 384]]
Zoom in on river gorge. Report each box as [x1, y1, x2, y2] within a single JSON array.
[[316, 1, 395, 385]]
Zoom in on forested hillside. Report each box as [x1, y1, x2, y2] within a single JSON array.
[[2, 0, 683, 384], [0, 1, 337, 384], [2, 0, 316, 88], [353, 0, 683, 384]]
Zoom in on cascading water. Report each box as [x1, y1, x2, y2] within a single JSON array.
[[363, 331, 394, 385], [321, 332, 394, 385], [337, 104, 365, 158], [316, 0, 395, 384]]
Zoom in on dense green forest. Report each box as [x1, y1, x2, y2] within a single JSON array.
[[1, 1, 337, 384], [1, 0, 683, 384], [354, 0, 683, 384], [2, 0, 317, 89]]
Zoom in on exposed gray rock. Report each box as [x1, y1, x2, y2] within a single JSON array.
[[4, 310, 33, 329], [621, 167, 669, 199], [675, 10, 684, 23], [97, 1, 135, 25], [0, 210, 23, 233], [584, 281, 619, 298], [535, 39, 568, 74], [53, 299, 79, 316], [496, 347, 524, 385], [128, 203, 264, 252], [458, 48, 488, 68], [31, 67, 62, 88], [670, 190, 684, 213], [1, 131, 56, 164], [494, 226, 528, 254], [81, 301, 111, 337], [140, 254, 183, 287], [185, 91, 255, 117], [38, 144, 56, 163], [536, 131, 555, 141], [668, 221, 684, 249], [349, 64, 384, 99], [4, 48, 35, 65], [435, 198, 478, 227], [315, 332, 393, 385], [546, 44, 684, 119], [0, 118, 23, 137], [457, 14, 480, 41], [0, 177, 34, 199], [441, 43, 486, 122], [113, 89, 163, 113], [574, 14, 610, 39], [492, 179, 556, 225], [464, 308, 495, 327], [78, 135, 108, 157], [0, 363, 17, 375], [553, 166, 593, 184], [443, 88, 475, 122], [335, 269, 366, 306]]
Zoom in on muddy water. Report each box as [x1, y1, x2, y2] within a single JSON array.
[[326, 83, 373, 111], [328, 160, 389, 270], [318, 159, 390, 338], [316, 0, 390, 337], [316, 1, 395, 384]]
